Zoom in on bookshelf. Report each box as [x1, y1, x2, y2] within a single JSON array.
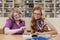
[[55, 0, 60, 17], [0, 0, 60, 18]]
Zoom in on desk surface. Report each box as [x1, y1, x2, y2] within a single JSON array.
[[0, 34, 60, 40]]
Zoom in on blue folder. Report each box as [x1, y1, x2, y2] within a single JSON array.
[[26, 37, 52, 40]]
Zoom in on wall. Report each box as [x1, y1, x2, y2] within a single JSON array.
[[0, 17, 60, 34]]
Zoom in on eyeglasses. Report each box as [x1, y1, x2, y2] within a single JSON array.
[[34, 13, 41, 16]]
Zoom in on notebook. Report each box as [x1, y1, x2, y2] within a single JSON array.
[[26, 37, 52, 40]]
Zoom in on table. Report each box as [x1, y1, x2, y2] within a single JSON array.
[[0, 34, 60, 40]]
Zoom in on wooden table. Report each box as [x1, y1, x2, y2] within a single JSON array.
[[0, 34, 60, 40]]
